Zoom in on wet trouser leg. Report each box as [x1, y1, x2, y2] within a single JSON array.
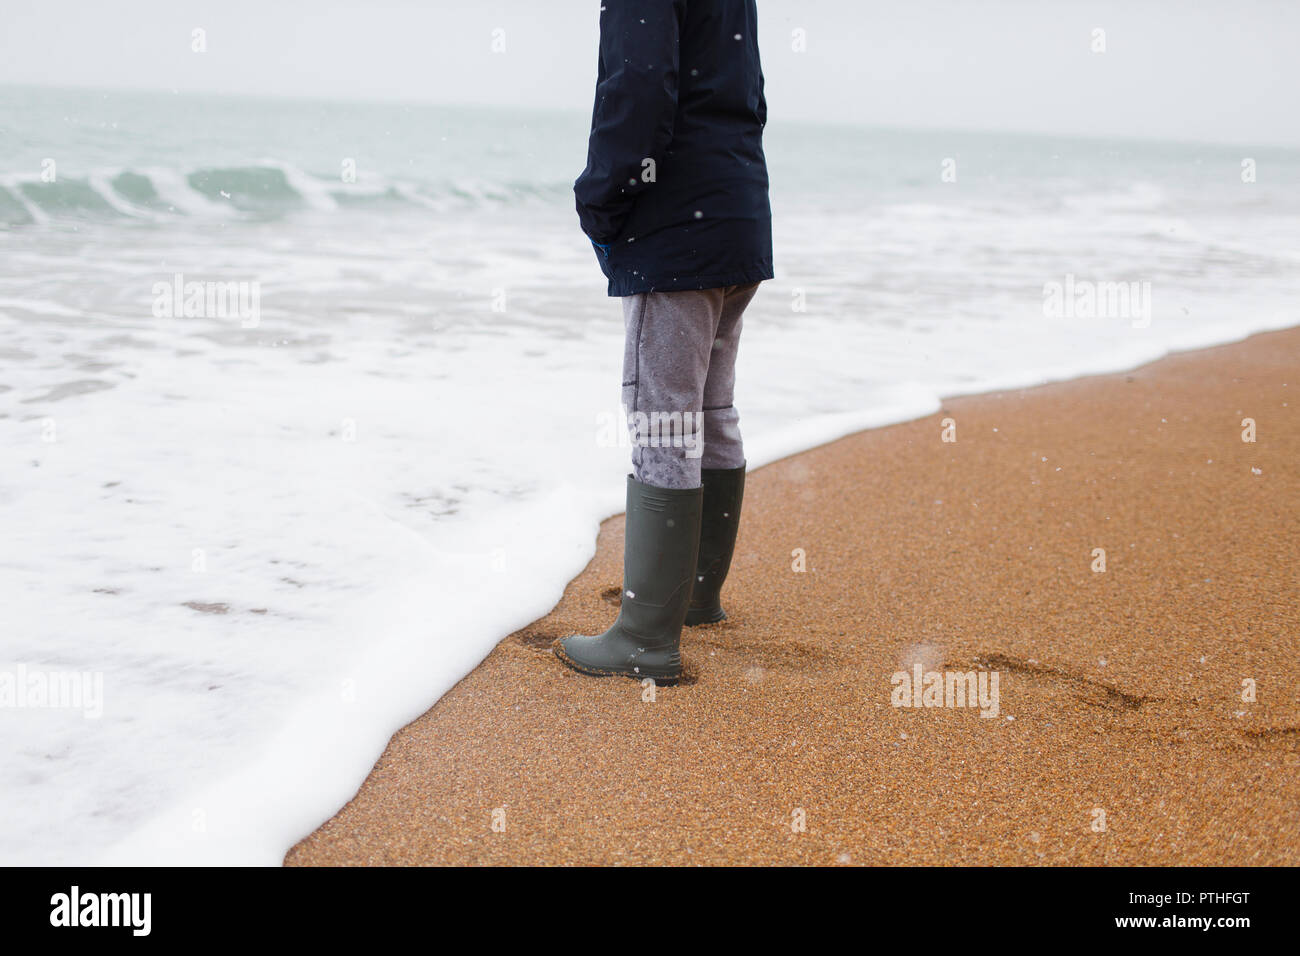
[[621, 282, 759, 488]]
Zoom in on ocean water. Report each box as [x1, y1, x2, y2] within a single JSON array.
[[1, 85, 1297, 865]]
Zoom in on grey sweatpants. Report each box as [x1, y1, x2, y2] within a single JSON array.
[[621, 282, 760, 489]]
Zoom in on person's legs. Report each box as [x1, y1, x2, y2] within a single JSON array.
[[555, 287, 725, 681], [686, 281, 760, 625], [621, 287, 726, 489], [700, 282, 758, 470]]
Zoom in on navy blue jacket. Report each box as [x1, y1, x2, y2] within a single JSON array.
[[574, 0, 773, 297]]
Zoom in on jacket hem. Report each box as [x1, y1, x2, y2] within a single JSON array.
[[606, 259, 774, 297]]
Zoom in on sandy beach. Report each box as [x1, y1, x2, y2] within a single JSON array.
[[287, 328, 1299, 866]]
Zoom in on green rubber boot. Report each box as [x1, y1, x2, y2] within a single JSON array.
[[555, 475, 702, 683], [684, 464, 746, 626]]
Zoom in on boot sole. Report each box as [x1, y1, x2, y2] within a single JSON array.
[[552, 643, 681, 685], [684, 606, 727, 627]]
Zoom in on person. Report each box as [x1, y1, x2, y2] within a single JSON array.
[[554, 0, 772, 683]]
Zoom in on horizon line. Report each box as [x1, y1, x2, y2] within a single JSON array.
[[4, 80, 1298, 154]]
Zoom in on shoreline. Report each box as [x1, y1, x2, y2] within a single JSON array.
[[287, 327, 1300, 866]]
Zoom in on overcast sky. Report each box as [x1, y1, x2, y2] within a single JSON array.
[[2, 0, 1297, 146]]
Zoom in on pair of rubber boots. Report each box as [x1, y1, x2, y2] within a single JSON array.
[[554, 465, 745, 684]]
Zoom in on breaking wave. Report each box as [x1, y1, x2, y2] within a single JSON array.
[[0, 160, 571, 226]]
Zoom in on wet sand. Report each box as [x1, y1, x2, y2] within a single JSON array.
[[287, 328, 1300, 865]]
